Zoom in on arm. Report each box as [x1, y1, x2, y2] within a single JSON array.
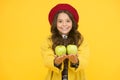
[[40, 37, 64, 73], [68, 39, 90, 72]]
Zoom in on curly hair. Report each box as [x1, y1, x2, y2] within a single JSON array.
[[50, 10, 84, 51]]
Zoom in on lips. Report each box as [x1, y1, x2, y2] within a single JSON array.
[[62, 28, 68, 31], [61, 27, 69, 30]]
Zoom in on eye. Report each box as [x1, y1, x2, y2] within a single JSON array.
[[57, 20, 62, 23], [66, 20, 71, 23], [67, 20, 70, 22]]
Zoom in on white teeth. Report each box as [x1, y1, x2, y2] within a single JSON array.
[[63, 28, 67, 30], [60, 27, 69, 31], [62, 28, 68, 30]]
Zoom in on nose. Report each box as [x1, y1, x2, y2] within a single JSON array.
[[62, 22, 67, 26]]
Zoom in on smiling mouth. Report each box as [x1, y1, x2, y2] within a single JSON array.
[[61, 27, 69, 30], [61, 29, 69, 31]]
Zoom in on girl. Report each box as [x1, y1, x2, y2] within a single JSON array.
[[41, 3, 89, 80]]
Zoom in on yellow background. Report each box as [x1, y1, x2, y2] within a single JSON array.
[[0, 0, 120, 80]]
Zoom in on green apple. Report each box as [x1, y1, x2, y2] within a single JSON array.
[[55, 45, 66, 56], [67, 45, 77, 54]]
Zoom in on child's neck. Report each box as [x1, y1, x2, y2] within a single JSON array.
[[62, 34, 68, 39]]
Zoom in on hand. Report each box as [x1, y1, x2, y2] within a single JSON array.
[[68, 54, 78, 64], [54, 54, 68, 65]]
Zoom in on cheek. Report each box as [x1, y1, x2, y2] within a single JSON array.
[[69, 25, 72, 31], [69, 23, 72, 28], [68, 22, 72, 26], [56, 25, 61, 31], [57, 23, 61, 27]]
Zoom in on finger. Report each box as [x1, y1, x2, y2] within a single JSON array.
[[54, 55, 58, 58], [76, 54, 78, 57]]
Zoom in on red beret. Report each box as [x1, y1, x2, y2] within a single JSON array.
[[48, 3, 79, 25]]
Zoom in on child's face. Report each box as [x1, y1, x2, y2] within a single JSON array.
[[57, 12, 72, 35]]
